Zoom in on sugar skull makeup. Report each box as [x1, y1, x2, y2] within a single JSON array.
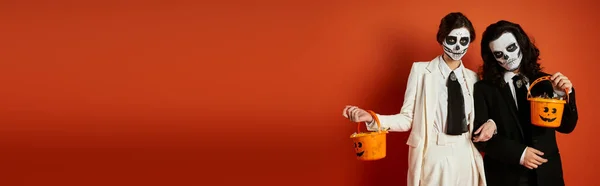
[[443, 27, 470, 61], [489, 32, 522, 71]]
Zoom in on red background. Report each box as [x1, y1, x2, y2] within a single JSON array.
[[1, 0, 598, 185]]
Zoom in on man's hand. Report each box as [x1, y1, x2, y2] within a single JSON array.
[[522, 147, 548, 169], [473, 120, 497, 142], [550, 72, 573, 91]]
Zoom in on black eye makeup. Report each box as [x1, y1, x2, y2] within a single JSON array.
[[506, 43, 518, 52], [459, 37, 470, 46], [493, 51, 504, 59], [446, 36, 457, 45]]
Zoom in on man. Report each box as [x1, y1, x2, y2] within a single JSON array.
[[343, 12, 495, 186], [473, 20, 578, 186]]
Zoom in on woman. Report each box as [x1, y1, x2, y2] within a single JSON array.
[[343, 12, 496, 186]]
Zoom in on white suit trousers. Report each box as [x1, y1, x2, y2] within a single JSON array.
[[420, 132, 479, 186]]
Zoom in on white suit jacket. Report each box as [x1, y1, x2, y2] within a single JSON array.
[[366, 56, 486, 186]]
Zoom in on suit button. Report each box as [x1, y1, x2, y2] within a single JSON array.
[[533, 139, 538, 144]]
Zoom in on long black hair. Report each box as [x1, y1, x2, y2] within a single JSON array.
[[479, 20, 542, 86]]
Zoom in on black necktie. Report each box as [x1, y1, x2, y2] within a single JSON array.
[[513, 75, 533, 143], [512, 75, 529, 112], [446, 71, 467, 135]]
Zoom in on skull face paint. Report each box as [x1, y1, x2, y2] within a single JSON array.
[[489, 32, 522, 71], [443, 27, 470, 61]]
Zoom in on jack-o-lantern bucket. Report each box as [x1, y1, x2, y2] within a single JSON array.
[[527, 76, 569, 128], [350, 110, 388, 161]]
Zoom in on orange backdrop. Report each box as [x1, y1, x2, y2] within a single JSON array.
[[1, 0, 599, 185]]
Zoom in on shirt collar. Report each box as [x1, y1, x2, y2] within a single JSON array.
[[503, 71, 517, 83], [503, 71, 529, 83], [438, 56, 464, 80]]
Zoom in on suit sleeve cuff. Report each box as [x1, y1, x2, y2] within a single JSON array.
[[487, 119, 498, 135], [519, 148, 527, 165], [554, 88, 573, 97], [365, 114, 380, 131]]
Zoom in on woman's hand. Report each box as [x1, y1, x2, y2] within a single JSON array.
[[342, 105, 373, 123]]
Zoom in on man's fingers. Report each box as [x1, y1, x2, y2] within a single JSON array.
[[482, 134, 491, 141], [524, 163, 532, 169], [530, 148, 544, 156], [552, 76, 563, 85], [525, 164, 534, 169], [487, 128, 495, 135], [551, 72, 562, 81], [560, 80, 571, 90], [530, 163, 538, 169], [474, 125, 484, 134], [533, 155, 548, 163], [557, 78, 567, 88], [479, 134, 488, 141], [474, 134, 490, 142], [473, 136, 481, 142], [530, 158, 543, 166], [476, 127, 494, 142], [527, 162, 538, 169]]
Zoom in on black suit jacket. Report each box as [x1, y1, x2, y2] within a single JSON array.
[[473, 73, 578, 186]]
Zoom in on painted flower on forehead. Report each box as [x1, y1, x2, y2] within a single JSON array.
[[443, 27, 470, 61]]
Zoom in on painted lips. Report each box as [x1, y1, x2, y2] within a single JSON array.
[[443, 45, 466, 55], [506, 58, 516, 64]]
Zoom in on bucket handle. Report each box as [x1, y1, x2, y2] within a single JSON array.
[[357, 110, 382, 133], [527, 75, 569, 103]]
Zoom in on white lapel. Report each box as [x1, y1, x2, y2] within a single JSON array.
[[462, 68, 475, 97], [461, 67, 476, 134], [424, 56, 442, 126]]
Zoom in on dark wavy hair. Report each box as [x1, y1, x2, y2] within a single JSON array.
[[436, 12, 475, 45], [479, 20, 542, 86]]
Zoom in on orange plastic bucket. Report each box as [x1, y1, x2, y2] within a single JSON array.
[[350, 110, 388, 161], [527, 76, 569, 128]]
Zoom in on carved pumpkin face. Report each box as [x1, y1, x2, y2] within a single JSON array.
[[350, 131, 387, 160], [353, 141, 364, 157], [539, 104, 558, 123]]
